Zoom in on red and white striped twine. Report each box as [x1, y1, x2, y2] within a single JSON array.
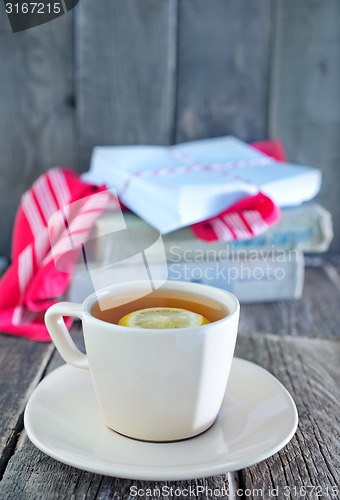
[[119, 147, 276, 195]]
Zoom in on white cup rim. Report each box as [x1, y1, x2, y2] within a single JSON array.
[[81, 280, 239, 332]]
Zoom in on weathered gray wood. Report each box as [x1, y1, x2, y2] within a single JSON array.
[[175, 0, 272, 143], [239, 265, 340, 338], [1, 332, 339, 499], [0, 445, 236, 500], [0, 0, 339, 259], [0, 334, 54, 480], [0, 4, 76, 257], [0, 328, 239, 499], [269, 0, 340, 253], [235, 334, 340, 500], [75, 0, 178, 170], [323, 256, 340, 292]]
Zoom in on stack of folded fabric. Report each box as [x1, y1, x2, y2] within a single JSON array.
[[82, 135, 321, 237], [68, 135, 329, 304], [0, 136, 330, 343]]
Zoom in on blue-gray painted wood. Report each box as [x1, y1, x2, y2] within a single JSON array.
[[0, 4, 76, 256], [175, 0, 272, 144], [75, 0, 178, 171], [0, 0, 339, 255], [269, 0, 340, 252]]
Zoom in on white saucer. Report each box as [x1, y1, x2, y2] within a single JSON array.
[[24, 358, 298, 481]]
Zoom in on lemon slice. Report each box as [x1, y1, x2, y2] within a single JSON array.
[[118, 307, 210, 329]]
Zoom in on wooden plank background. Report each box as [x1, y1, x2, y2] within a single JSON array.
[[269, 0, 340, 255], [0, 329, 339, 499], [175, 0, 272, 144], [0, 0, 339, 255]]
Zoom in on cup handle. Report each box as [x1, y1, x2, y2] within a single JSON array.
[[45, 302, 89, 370]]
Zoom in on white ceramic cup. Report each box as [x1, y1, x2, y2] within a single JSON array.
[[45, 280, 240, 442]]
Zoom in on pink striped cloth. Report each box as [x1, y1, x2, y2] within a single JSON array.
[[191, 139, 285, 242], [0, 168, 110, 341], [119, 139, 283, 241], [191, 191, 280, 242], [0, 140, 285, 341]]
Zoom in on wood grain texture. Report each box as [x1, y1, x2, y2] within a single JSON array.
[[0, 446, 237, 500], [175, 0, 272, 143], [0, 328, 240, 499], [235, 334, 340, 499], [1, 331, 339, 499], [0, 333, 53, 480], [0, 4, 76, 257], [75, 0, 178, 170], [239, 265, 340, 338], [324, 257, 340, 292], [269, 0, 340, 253]]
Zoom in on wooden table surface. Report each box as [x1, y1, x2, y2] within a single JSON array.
[[0, 260, 339, 499]]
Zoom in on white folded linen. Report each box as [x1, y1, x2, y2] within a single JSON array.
[[82, 136, 321, 234]]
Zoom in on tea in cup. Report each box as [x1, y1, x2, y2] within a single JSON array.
[[45, 280, 240, 442]]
